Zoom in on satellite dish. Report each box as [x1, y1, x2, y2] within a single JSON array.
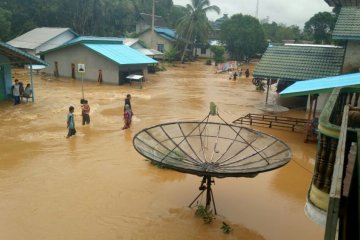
[[133, 103, 292, 213]]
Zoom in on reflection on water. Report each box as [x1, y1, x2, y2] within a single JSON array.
[[0, 62, 323, 240]]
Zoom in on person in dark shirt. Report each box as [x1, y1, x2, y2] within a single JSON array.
[[66, 106, 76, 138], [245, 69, 250, 78]]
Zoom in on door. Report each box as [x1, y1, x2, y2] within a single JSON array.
[[0, 65, 6, 100], [118, 70, 130, 85]]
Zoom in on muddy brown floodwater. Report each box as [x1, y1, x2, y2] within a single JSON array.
[[0, 61, 323, 240]]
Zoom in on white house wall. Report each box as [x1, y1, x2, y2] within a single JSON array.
[[43, 45, 119, 84], [194, 46, 230, 61], [195, 48, 212, 59], [139, 30, 173, 52], [306, 93, 331, 113], [37, 31, 77, 54]]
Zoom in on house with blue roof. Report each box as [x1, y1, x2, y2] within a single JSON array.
[[137, 27, 177, 56], [135, 13, 176, 56], [0, 41, 48, 101], [39, 36, 157, 85]]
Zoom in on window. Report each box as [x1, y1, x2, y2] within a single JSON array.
[[157, 44, 165, 53], [201, 47, 206, 54]]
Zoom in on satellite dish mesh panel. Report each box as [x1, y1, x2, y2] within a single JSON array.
[[133, 121, 291, 178]]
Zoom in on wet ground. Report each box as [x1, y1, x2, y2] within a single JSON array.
[[0, 61, 323, 239]]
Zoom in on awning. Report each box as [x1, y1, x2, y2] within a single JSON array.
[[137, 48, 163, 56], [27, 64, 47, 70], [126, 74, 143, 80], [280, 72, 360, 97]]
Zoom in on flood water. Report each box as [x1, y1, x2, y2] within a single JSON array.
[[0, 61, 324, 240]]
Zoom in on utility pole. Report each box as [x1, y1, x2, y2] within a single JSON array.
[[151, 0, 155, 49], [255, 0, 259, 19]]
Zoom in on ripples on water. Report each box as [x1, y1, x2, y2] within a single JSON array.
[[0, 62, 323, 240]]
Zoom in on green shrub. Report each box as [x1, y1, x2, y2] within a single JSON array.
[[210, 46, 225, 64], [221, 222, 233, 234], [205, 59, 212, 65], [195, 205, 214, 224]]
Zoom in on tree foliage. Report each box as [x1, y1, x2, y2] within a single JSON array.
[[167, 5, 188, 28], [176, 0, 220, 62], [304, 11, 337, 44], [0, 0, 179, 41], [220, 14, 267, 61], [164, 46, 177, 63], [262, 21, 301, 43], [210, 45, 225, 64], [0, 7, 11, 41], [0, 0, 342, 57]]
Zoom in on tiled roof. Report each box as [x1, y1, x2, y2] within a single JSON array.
[[333, 7, 360, 40], [0, 41, 48, 65], [212, 14, 229, 30], [325, 0, 360, 7], [253, 44, 345, 81]]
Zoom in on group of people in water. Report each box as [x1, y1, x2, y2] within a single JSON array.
[[11, 79, 33, 105], [228, 68, 250, 80], [66, 98, 91, 138], [66, 94, 132, 138]]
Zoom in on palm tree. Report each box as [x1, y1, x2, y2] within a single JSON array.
[[176, 0, 220, 63]]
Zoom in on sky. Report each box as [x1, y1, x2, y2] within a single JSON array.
[[172, 0, 333, 28]]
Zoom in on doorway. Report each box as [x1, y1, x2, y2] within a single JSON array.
[[0, 65, 6, 100], [118, 70, 130, 85]]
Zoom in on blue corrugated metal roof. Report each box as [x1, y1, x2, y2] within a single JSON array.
[[84, 44, 158, 65], [158, 33, 175, 41], [154, 27, 176, 41], [67, 36, 123, 45], [39, 36, 123, 55], [280, 72, 360, 97]]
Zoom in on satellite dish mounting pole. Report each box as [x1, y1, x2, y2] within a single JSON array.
[[189, 176, 217, 214]]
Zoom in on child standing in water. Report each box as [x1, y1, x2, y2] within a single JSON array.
[[122, 104, 132, 130], [81, 99, 90, 125], [66, 106, 76, 138]]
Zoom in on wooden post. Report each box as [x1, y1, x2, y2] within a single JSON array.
[[324, 105, 349, 240], [30, 64, 34, 102]]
